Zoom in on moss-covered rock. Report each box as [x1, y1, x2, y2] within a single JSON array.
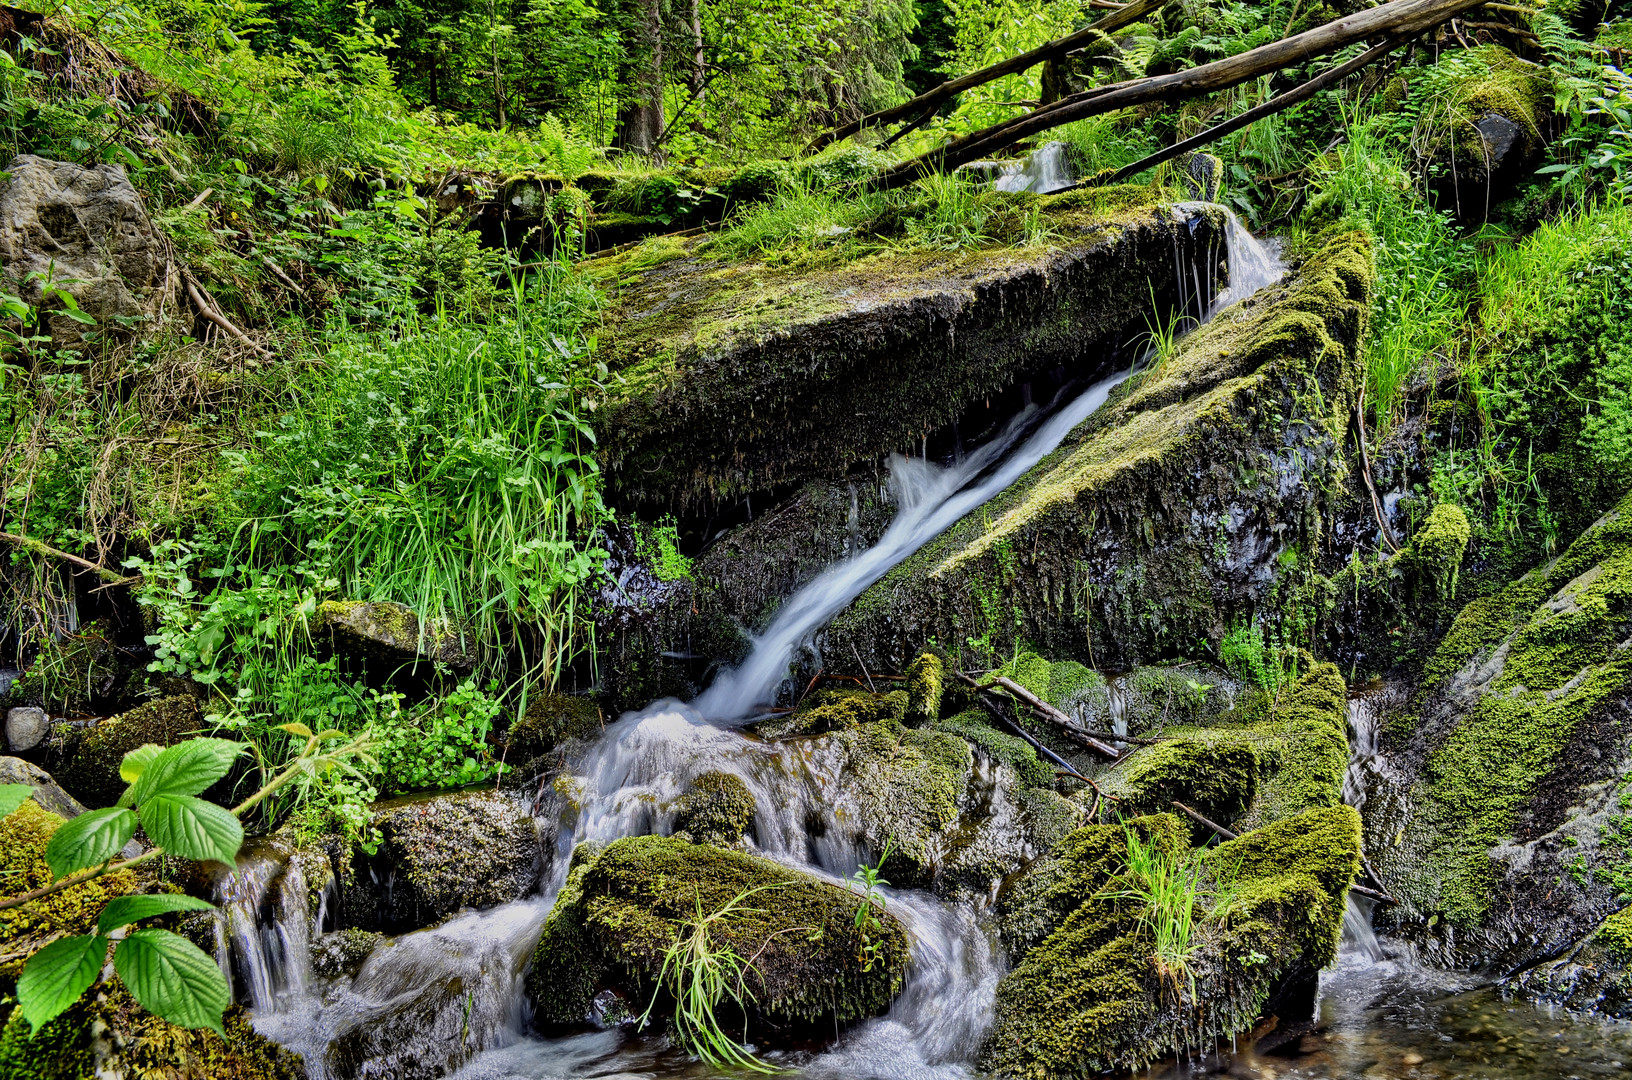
[[1117, 737, 1259, 825], [935, 710, 1054, 789], [1375, 490, 1632, 969], [982, 806, 1360, 1078], [753, 687, 907, 739], [0, 800, 137, 957], [361, 790, 540, 933], [55, 695, 200, 808], [504, 693, 603, 772], [314, 599, 474, 671], [526, 835, 908, 1037], [904, 651, 946, 725], [672, 771, 756, 847], [838, 720, 972, 888], [1504, 905, 1632, 1020], [0, 757, 86, 819], [826, 231, 1372, 675], [1418, 46, 1552, 202], [589, 199, 1224, 512]]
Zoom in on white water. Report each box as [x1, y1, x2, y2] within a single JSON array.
[[220, 208, 1286, 1080], [994, 140, 1074, 194]]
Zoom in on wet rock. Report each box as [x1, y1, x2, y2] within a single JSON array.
[[0, 155, 173, 346], [984, 806, 1361, 1078], [55, 695, 202, 808], [0, 755, 88, 819], [1372, 490, 1632, 973], [313, 599, 474, 671], [826, 232, 1371, 676], [5, 705, 47, 751], [671, 770, 756, 847], [528, 835, 908, 1036], [311, 928, 386, 979], [364, 790, 541, 933], [753, 686, 907, 739], [503, 693, 602, 765], [839, 720, 972, 888], [1505, 906, 1632, 1019]]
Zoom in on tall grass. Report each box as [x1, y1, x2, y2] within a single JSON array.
[[1101, 825, 1203, 998]]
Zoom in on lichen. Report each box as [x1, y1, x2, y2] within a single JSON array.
[[672, 771, 756, 847], [56, 696, 201, 808], [526, 835, 908, 1033]]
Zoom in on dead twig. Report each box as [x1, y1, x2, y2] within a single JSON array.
[[988, 675, 1121, 759], [181, 270, 273, 360], [0, 530, 128, 584]]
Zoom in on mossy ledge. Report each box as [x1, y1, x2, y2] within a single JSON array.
[[1375, 488, 1632, 970], [588, 197, 1225, 512], [527, 834, 909, 1038], [825, 231, 1372, 673], [982, 805, 1360, 1078]]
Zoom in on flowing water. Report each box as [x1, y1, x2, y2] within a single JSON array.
[[994, 141, 1075, 194], [224, 211, 1632, 1080]]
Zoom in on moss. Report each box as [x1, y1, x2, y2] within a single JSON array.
[[672, 771, 756, 847], [1118, 737, 1259, 827], [0, 997, 95, 1080], [827, 231, 1372, 675], [1401, 503, 1471, 599], [1598, 906, 1632, 962], [0, 801, 137, 954], [842, 721, 972, 887], [505, 693, 603, 759], [982, 807, 1359, 1078], [314, 599, 469, 668], [1238, 662, 1350, 828], [1422, 46, 1551, 184], [904, 652, 945, 725], [1390, 491, 1632, 928], [527, 835, 908, 1032], [755, 687, 907, 739], [55, 695, 201, 809], [935, 710, 1054, 788], [368, 790, 539, 931]]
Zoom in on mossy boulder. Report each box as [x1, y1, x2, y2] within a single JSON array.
[[935, 710, 1055, 789], [360, 790, 541, 933], [1375, 489, 1632, 970], [1504, 905, 1632, 1020], [753, 687, 907, 739], [983, 806, 1360, 1078], [313, 599, 474, 671], [588, 199, 1224, 512], [1117, 737, 1259, 825], [827, 231, 1372, 675], [503, 693, 603, 776], [0, 757, 86, 819], [1, 800, 137, 957], [55, 695, 201, 808], [526, 835, 908, 1037], [672, 771, 756, 847], [837, 720, 973, 888], [1420, 46, 1552, 201]]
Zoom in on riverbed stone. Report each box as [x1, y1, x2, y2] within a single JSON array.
[[4, 706, 47, 752], [671, 770, 756, 847], [528, 835, 909, 1036], [313, 599, 475, 671]]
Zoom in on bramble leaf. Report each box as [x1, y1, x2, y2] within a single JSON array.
[[44, 807, 136, 878], [17, 934, 107, 1030], [120, 743, 166, 784], [97, 893, 216, 933], [129, 739, 243, 804], [0, 783, 33, 818], [138, 795, 242, 865], [114, 929, 230, 1036]]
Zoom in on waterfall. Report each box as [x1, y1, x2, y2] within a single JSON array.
[[214, 840, 319, 1013], [1336, 692, 1387, 962], [695, 206, 1284, 721], [994, 140, 1075, 194]]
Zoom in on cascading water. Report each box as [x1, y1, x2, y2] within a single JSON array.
[[994, 141, 1074, 194], [220, 209, 1289, 1080]]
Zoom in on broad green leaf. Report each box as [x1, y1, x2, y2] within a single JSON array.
[[0, 783, 33, 818], [113, 929, 229, 1036], [44, 807, 136, 878], [17, 934, 107, 1030], [119, 743, 166, 784], [138, 795, 242, 865], [98, 893, 216, 933], [129, 739, 244, 805]]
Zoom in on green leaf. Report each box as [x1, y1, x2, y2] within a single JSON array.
[[276, 722, 313, 738], [98, 893, 216, 933], [120, 743, 166, 784], [44, 807, 136, 878], [0, 783, 33, 818], [17, 934, 107, 1031], [129, 739, 244, 805], [114, 929, 229, 1036], [139, 795, 242, 865]]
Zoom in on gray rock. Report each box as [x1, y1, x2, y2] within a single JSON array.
[[5, 704, 47, 751], [0, 155, 173, 346], [0, 754, 86, 818], [314, 599, 475, 670]]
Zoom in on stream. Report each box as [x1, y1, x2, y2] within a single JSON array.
[[212, 202, 1632, 1079]]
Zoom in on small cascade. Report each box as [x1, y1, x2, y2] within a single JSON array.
[[995, 140, 1074, 194], [1334, 691, 1390, 964], [214, 841, 318, 1014]]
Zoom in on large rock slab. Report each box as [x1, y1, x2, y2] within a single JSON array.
[[0, 155, 172, 346], [587, 194, 1225, 512], [825, 232, 1371, 674], [1370, 489, 1632, 972]]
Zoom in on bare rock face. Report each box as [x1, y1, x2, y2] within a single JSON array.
[[4, 705, 47, 752], [0, 154, 172, 345]]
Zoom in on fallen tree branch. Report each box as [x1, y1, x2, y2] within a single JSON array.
[[879, 0, 1487, 188], [990, 675, 1122, 758], [181, 270, 273, 359], [1355, 387, 1401, 552], [260, 256, 306, 296], [1171, 799, 1239, 840], [1088, 34, 1408, 187], [809, 0, 1163, 151], [0, 530, 126, 584]]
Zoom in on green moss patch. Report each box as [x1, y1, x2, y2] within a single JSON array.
[[55, 695, 201, 809], [672, 771, 756, 847], [527, 835, 908, 1033]]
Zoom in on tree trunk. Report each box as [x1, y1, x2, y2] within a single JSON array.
[[616, 0, 666, 155]]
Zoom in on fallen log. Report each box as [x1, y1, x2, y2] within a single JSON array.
[[878, 0, 1488, 189], [990, 675, 1122, 759], [809, 0, 1163, 151]]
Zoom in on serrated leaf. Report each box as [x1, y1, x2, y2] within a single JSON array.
[[275, 722, 313, 738], [129, 739, 244, 805], [114, 929, 229, 1036], [98, 893, 216, 933], [120, 743, 166, 784], [44, 807, 136, 878], [139, 795, 242, 865], [0, 783, 33, 818], [17, 934, 107, 1030]]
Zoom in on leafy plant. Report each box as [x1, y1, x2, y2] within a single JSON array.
[[0, 729, 373, 1035], [636, 516, 695, 582], [849, 835, 894, 973], [638, 885, 783, 1072], [375, 679, 506, 795]]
